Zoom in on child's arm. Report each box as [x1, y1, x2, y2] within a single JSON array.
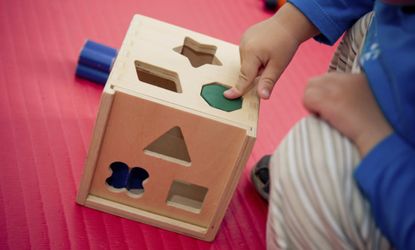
[[225, 0, 374, 100], [303, 72, 392, 157], [303, 71, 415, 249], [224, 3, 319, 99], [289, 0, 374, 45], [355, 134, 415, 250]]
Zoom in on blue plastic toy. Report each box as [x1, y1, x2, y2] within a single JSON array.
[[75, 40, 118, 84]]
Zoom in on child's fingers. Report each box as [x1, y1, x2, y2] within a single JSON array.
[[257, 60, 282, 99], [224, 54, 261, 99], [303, 75, 326, 114]]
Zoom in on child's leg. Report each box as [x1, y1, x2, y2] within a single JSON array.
[[328, 12, 374, 74], [266, 12, 391, 249], [251, 12, 375, 202], [266, 116, 391, 249]]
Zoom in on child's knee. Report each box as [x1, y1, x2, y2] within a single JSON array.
[[270, 115, 360, 188]]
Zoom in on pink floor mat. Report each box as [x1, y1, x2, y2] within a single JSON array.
[[0, 0, 335, 249]]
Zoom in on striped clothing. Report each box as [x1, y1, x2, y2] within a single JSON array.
[[266, 13, 392, 250]]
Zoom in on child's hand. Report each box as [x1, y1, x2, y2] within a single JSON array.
[[224, 3, 319, 100], [223, 16, 299, 99], [303, 72, 393, 156]]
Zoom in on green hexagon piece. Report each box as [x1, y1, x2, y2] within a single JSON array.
[[201, 83, 242, 112]]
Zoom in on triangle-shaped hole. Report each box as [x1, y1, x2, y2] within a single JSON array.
[[144, 126, 191, 167]]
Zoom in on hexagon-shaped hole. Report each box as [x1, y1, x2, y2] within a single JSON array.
[[201, 83, 242, 112], [173, 37, 222, 68], [135, 60, 182, 93]]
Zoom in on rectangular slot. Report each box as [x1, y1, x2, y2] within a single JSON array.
[[166, 180, 208, 214], [134, 60, 182, 93]]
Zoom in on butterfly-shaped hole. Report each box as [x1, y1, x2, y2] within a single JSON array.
[[105, 161, 149, 198]]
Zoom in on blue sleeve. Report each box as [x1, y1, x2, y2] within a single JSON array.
[[354, 134, 415, 250], [288, 0, 374, 45]]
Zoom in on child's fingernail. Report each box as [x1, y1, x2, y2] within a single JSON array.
[[224, 89, 235, 98], [261, 89, 270, 99]]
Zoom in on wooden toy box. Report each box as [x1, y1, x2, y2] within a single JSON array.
[[76, 15, 259, 241]]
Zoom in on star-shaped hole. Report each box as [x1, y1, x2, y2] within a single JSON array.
[[173, 37, 222, 68]]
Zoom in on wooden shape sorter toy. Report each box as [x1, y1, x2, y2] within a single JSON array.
[[76, 15, 259, 241]]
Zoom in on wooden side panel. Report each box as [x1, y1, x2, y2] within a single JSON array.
[[89, 91, 247, 228], [84, 195, 209, 240], [76, 90, 114, 204], [205, 135, 256, 240]]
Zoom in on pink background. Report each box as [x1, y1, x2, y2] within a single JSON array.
[[0, 0, 335, 249]]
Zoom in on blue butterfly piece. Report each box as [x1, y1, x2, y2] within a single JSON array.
[[106, 162, 149, 197]]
